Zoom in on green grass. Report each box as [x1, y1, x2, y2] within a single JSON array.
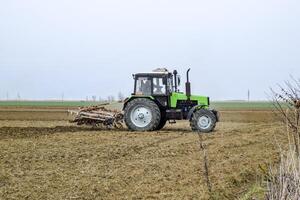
[[0, 100, 277, 110], [211, 101, 275, 110], [0, 101, 105, 107]]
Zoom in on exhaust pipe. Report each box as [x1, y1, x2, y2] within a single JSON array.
[[173, 70, 178, 92], [186, 68, 191, 100]]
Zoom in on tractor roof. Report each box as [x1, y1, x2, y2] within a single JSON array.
[[135, 68, 172, 77], [134, 71, 172, 77]]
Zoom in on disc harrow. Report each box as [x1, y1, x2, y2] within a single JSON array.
[[69, 106, 124, 129]]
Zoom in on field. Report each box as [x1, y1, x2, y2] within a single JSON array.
[[0, 102, 288, 199], [0, 100, 276, 110]]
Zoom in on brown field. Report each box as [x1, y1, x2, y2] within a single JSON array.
[[0, 107, 287, 200]]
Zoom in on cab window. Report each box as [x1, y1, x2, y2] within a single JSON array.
[[136, 77, 152, 95], [153, 78, 166, 95]]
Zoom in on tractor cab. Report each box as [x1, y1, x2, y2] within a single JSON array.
[[132, 68, 182, 107], [133, 69, 174, 96]]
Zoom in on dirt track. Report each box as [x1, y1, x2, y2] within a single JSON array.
[[0, 108, 286, 199]]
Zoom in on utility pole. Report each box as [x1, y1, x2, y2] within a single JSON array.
[[6, 92, 9, 101], [247, 89, 250, 102], [61, 92, 64, 102], [17, 92, 21, 101]]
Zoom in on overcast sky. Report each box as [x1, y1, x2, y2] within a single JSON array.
[[0, 0, 299, 101]]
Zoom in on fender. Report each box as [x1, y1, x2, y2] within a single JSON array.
[[122, 96, 155, 110], [187, 105, 219, 122], [187, 105, 205, 120], [211, 109, 219, 122]]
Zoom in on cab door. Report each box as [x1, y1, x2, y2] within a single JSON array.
[[152, 77, 169, 108]]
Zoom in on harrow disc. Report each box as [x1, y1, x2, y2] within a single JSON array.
[[69, 106, 124, 129]]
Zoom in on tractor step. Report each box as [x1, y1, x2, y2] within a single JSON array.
[[166, 109, 183, 120]]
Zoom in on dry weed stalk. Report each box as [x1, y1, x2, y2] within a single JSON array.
[[197, 133, 212, 193], [266, 148, 300, 200], [266, 77, 300, 199]]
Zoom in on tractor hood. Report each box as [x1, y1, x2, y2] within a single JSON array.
[[170, 92, 210, 108]]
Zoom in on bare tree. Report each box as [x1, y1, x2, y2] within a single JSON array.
[[107, 95, 115, 102], [118, 92, 125, 101], [92, 95, 97, 102], [270, 77, 300, 156], [266, 77, 300, 199]]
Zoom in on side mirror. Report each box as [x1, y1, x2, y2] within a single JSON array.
[[163, 79, 167, 85], [177, 76, 181, 87]]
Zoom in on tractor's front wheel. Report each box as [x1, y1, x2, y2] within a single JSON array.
[[124, 98, 161, 131], [190, 109, 216, 133]]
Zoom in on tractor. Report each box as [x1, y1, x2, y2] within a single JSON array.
[[123, 68, 219, 132]]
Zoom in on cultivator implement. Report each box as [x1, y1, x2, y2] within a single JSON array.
[[69, 106, 124, 129]]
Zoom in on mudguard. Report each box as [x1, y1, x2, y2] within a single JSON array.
[[187, 105, 219, 122], [122, 96, 155, 110]]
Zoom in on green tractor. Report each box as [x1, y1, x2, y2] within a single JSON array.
[[123, 68, 219, 132]]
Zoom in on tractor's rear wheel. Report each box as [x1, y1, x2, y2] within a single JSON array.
[[155, 111, 167, 131], [190, 109, 216, 133], [124, 98, 161, 131]]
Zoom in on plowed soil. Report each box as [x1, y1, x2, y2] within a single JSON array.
[[0, 108, 286, 199]]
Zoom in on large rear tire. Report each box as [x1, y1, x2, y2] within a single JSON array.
[[190, 109, 216, 133], [124, 98, 161, 131], [155, 111, 167, 131]]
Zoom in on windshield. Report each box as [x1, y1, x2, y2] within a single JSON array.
[[167, 77, 173, 93]]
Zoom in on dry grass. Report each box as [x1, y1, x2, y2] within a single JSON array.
[[266, 148, 300, 200], [0, 108, 288, 199]]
